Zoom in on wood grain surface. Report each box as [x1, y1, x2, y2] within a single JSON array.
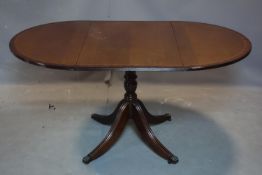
[[10, 21, 251, 71]]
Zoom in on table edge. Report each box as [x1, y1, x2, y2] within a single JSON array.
[[9, 20, 252, 72]]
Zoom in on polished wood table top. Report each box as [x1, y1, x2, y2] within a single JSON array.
[[10, 21, 251, 71]]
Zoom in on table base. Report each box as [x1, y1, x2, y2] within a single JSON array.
[[82, 71, 178, 164]]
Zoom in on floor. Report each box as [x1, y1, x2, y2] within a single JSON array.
[[1, 1, 262, 175], [0, 70, 262, 175]]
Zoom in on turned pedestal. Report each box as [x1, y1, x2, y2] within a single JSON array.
[[82, 71, 178, 164]]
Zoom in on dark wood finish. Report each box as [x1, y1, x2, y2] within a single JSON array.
[[137, 99, 172, 124], [91, 100, 126, 125], [171, 22, 251, 68], [132, 101, 177, 164], [83, 101, 129, 164], [78, 22, 181, 68], [9, 21, 252, 164], [83, 72, 178, 164], [10, 22, 91, 67], [10, 21, 251, 71], [92, 99, 171, 126]]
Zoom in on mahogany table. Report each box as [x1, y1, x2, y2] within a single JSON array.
[[10, 21, 251, 164]]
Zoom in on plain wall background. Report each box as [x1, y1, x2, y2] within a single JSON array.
[[0, 0, 261, 86]]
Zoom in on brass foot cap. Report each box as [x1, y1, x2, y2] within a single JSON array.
[[82, 155, 92, 164], [168, 155, 179, 164]]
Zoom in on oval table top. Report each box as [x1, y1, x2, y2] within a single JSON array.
[[10, 21, 251, 71]]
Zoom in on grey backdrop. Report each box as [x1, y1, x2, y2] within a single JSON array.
[[0, 0, 261, 85], [0, 1, 262, 175]]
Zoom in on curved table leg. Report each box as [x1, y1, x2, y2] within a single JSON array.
[[91, 100, 125, 125], [132, 101, 178, 164], [137, 99, 171, 124], [83, 102, 129, 164]]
